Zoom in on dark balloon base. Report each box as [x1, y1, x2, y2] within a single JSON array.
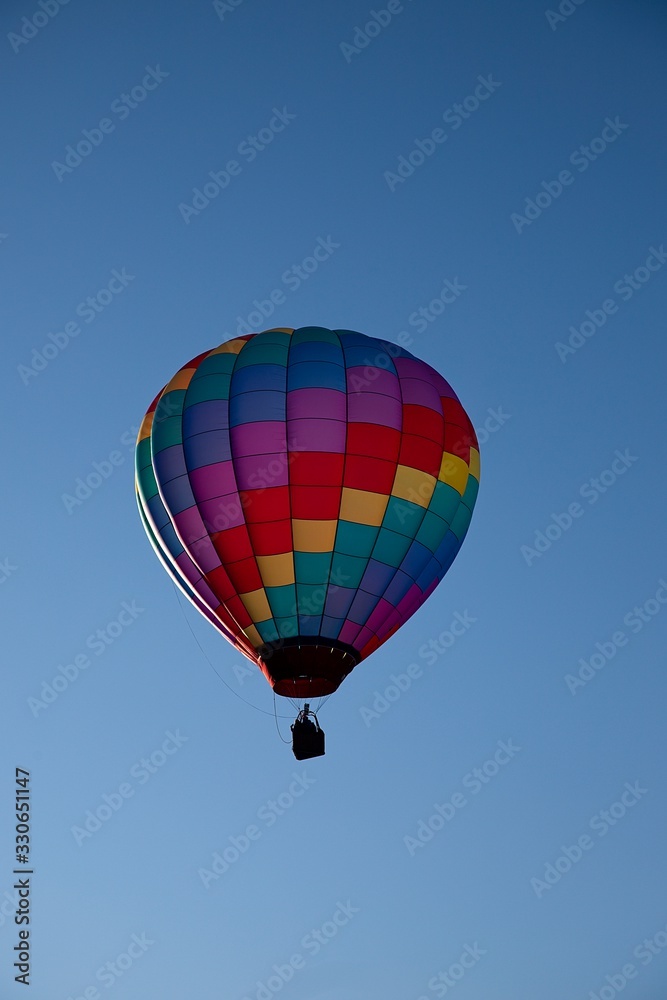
[[259, 638, 360, 698]]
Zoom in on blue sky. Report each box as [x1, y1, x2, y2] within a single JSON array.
[[2, 1, 667, 997]]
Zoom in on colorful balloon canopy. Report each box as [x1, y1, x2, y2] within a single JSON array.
[[135, 327, 479, 699]]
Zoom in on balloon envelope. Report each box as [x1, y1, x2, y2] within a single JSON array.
[[135, 327, 479, 699]]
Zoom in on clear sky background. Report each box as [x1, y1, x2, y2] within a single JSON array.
[[2, 1, 667, 998]]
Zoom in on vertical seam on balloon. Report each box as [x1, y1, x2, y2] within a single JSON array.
[[294, 337, 343, 638], [142, 372, 235, 638], [179, 353, 250, 643], [336, 337, 403, 650], [359, 339, 404, 645], [325, 330, 352, 642], [137, 495, 230, 640], [224, 336, 270, 640], [282, 328, 297, 637], [180, 345, 251, 646], [349, 346, 436, 650], [431, 377, 471, 575], [369, 364, 464, 647]]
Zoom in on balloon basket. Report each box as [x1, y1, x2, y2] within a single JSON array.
[[291, 704, 325, 760]]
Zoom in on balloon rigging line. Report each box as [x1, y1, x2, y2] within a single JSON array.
[[172, 584, 297, 718], [273, 692, 293, 744]]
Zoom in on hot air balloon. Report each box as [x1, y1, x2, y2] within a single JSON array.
[[135, 327, 479, 757]]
